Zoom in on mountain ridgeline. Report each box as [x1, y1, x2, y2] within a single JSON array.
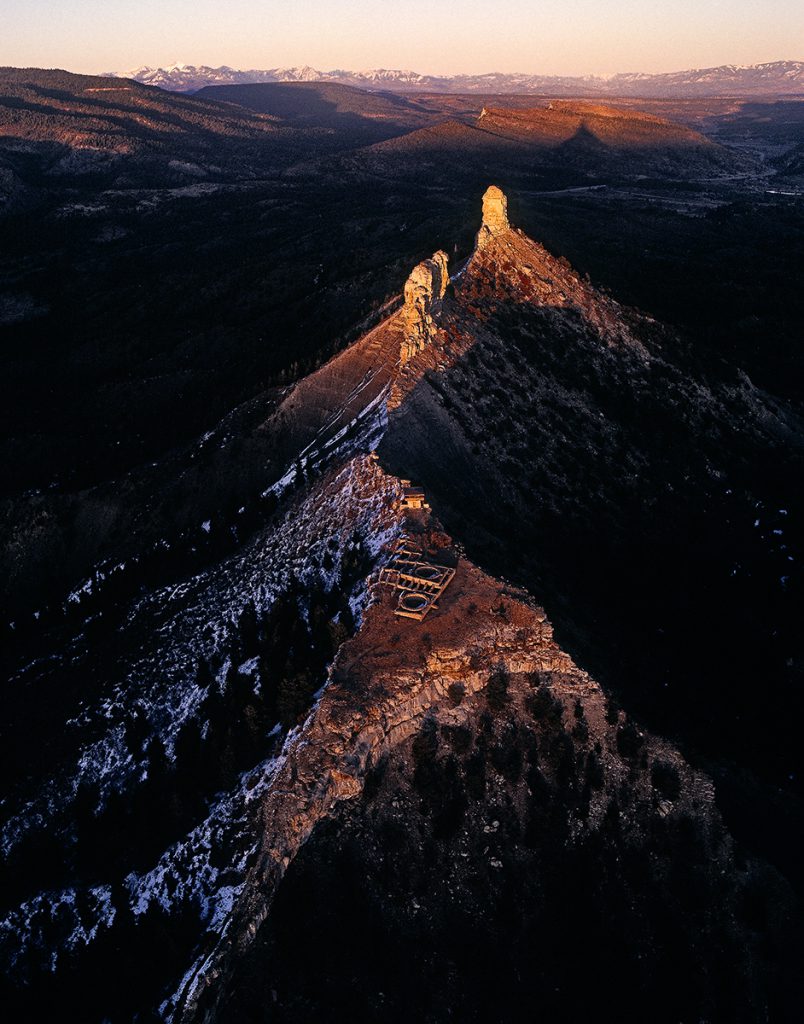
[[9, 68, 796, 633], [113, 59, 804, 97], [1, 187, 802, 1023]]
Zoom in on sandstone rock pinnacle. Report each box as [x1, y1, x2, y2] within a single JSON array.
[[478, 185, 510, 243], [400, 250, 449, 364]]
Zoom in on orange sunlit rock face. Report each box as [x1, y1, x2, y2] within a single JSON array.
[[479, 184, 509, 237], [400, 250, 449, 364]]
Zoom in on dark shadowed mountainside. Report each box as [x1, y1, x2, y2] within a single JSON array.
[[0, 61, 802, 1022], [2, 187, 801, 1024], [194, 81, 442, 145]]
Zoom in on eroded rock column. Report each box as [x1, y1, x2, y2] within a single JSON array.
[[476, 185, 510, 246], [400, 249, 449, 364]]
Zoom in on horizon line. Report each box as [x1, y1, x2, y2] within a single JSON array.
[[102, 57, 802, 78]]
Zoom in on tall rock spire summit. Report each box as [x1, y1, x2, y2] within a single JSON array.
[[478, 185, 510, 243]]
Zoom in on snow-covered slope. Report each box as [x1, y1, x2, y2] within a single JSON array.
[[1, 454, 404, 994]]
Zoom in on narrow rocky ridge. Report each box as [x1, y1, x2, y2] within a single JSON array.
[[3, 187, 799, 1021], [171, 187, 799, 1020], [172, 493, 741, 1024]]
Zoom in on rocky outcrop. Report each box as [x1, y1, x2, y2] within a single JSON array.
[[399, 250, 448, 364], [218, 624, 785, 1024], [170, 512, 577, 1023], [170, 493, 755, 1024], [476, 184, 510, 243], [462, 185, 648, 352]]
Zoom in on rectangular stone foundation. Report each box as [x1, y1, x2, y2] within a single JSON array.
[[379, 537, 456, 621]]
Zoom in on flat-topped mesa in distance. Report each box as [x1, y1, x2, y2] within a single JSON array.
[[400, 249, 449, 364], [476, 184, 510, 245]]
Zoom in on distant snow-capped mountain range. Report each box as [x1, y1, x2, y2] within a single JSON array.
[[109, 60, 804, 96]]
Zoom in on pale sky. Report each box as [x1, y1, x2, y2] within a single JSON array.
[[2, 0, 801, 77]]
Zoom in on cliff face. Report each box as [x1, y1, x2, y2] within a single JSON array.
[[400, 250, 449, 364]]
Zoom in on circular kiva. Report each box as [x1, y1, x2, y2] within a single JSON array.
[[398, 591, 430, 612], [413, 564, 441, 580]]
